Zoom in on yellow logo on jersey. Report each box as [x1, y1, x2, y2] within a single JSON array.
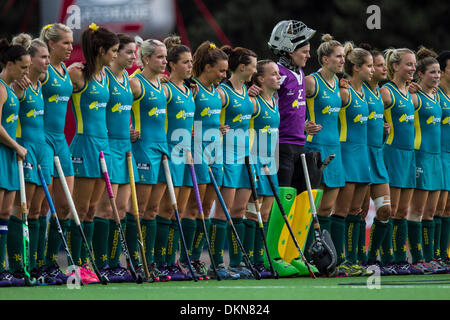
[[443, 117, 449, 125], [353, 114, 362, 123], [6, 113, 18, 123], [26, 109, 37, 118], [399, 113, 413, 123], [261, 125, 271, 134], [111, 103, 122, 113], [426, 115, 440, 125], [148, 107, 157, 117], [368, 111, 376, 119], [322, 105, 331, 114], [292, 99, 299, 108], [176, 110, 186, 120], [89, 101, 99, 110], [201, 107, 211, 117], [233, 114, 243, 123], [49, 94, 59, 103]]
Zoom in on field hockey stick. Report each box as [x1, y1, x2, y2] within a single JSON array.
[[262, 164, 317, 279], [319, 154, 335, 173], [37, 165, 79, 279], [300, 153, 338, 277], [244, 156, 278, 279], [126, 152, 152, 281], [161, 154, 198, 282], [207, 166, 261, 280], [99, 152, 142, 284], [17, 159, 37, 286], [53, 156, 108, 285], [186, 153, 220, 281]]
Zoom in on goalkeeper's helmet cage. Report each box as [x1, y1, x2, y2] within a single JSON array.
[[268, 20, 316, 54]]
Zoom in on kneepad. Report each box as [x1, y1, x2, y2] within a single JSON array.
[[373, 195, 391, 221]]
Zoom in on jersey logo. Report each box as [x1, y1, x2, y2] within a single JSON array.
[[399, 113, 414, 123], [443, 117, 449, 125], [6, 113, 18, 123], [321, 105, 340, 115], [111, 103, 131, 113], [353, 114, 368, 124], [201, 107, 211, 117], [232, 114, 251, 123], [88, 101, 107, 110], [26, 109, 44, 118], [426, 115, 441, 125], [292, 99, 299, 108], [148, 107, 165, 117], [176, 110, 194, 120], [261, 126, 278, 134]]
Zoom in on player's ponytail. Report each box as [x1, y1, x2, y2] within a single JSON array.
[[317, 34, 342, 66], [415, 46, 438, 78], [192, 41, 228, 77], [81, 23, 119, 81], [343, 41, 371, 77], [384, 47, 415, 80]]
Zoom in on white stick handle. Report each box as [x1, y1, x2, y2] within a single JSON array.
[[54, 156, 81, 226], [162, 156, 177, 208], [300, 153, 317, 217], [18, 160, 26, 206]]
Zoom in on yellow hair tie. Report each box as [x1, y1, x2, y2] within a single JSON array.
[[89, 23, 99, 32], [209, 43, 216, 50], [43, 24, 53, 31]]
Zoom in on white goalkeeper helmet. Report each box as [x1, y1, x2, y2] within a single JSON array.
[[268, 20, 316, 55]]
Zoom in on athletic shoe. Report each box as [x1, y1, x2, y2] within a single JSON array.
[[253, 263, 273, 279], [109, 266, 135, 282], [177, 259, 205, 280], [11, 269, 38, 286], [32, 267, 62, 285], [149, 263, 170, 282], [0, 271, 14, 287], [208, 263, 240, 280], [380, 263, 398, 276], [428, 259, 449, 274], [336, 261, 363, 276], [405, 262, 426, 275], [191, 259, 210, 280], [392, 262, 412, 275], [45, 263, 69, 283], [355, 263, 374, 276], [98, 265, 126, 283], [228, 263, 255, 279], [365, 260, 393, 276], [439, 257, 450, 269], [166, 264, 189, 281], [79, 265, 100, 284]]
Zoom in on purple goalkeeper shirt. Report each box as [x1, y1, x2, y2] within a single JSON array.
[[275, 63, 307, 146]]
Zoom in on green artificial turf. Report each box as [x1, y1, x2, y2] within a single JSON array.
[[1, 274, 449, 300]]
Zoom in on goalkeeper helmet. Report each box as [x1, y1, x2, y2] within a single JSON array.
[[268, 20, 316, 55]]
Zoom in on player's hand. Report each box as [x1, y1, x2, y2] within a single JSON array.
[[12, 75, 31, 90], [130, 127, 140, 142], [305, 121, 322, 136], [383, 122, 390, 135], [219, 124, 230, 136], [16, 145, 28, 161], [247, 84, 262, 97], [407, 81, 421, 94], [159, 73, 170, 83], [339, 78, 350, 89]]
